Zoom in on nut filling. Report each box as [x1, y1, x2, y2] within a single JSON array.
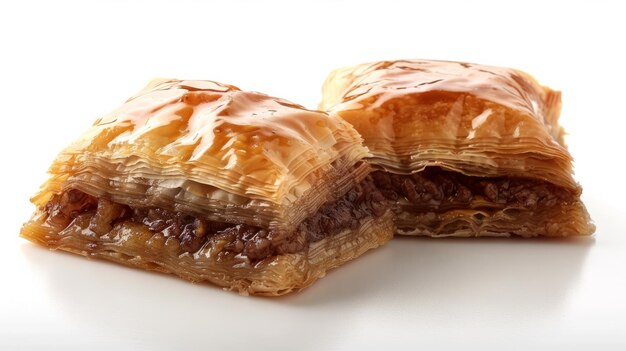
[[43, 176, 388, 261], [372, 168, 577, 210]]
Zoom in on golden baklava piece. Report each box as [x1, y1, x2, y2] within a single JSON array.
[[320, 60, 594, 237], [21, 79, 394, 295]]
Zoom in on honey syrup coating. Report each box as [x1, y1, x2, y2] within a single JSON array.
[[320, 59, 575, 189], [320, 59, 563, 142], [86, 79, 367, 199]]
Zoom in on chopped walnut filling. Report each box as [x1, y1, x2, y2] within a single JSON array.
[[43, 176, 388, 261], [371, 168, 575, 210]]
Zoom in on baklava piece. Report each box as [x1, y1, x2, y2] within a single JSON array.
[[21, 79, 394, 295], [320, 60, 594, 237]]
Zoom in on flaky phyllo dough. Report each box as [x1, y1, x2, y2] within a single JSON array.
[[320, 60, 594, 237], [21, 79, 395, 296]]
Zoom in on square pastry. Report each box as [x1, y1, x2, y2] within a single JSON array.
[[320, 60, 594, 237], [21, 79, 394, 295]]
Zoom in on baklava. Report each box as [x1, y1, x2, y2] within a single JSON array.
[[320, 59, 594, 237], [21, 79, 395, 295]]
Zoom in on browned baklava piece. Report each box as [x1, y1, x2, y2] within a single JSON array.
[[320, 60, 594, 237], [21, 79, 394, 295]]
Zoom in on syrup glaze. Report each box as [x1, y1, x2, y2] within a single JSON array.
[[321, 59, 564, 146]]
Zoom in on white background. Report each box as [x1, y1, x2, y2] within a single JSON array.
[[1, 0, 625, 350]]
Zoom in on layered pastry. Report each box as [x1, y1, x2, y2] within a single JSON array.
[[21, 79, 394, 296], [320, 59, 594, 237]]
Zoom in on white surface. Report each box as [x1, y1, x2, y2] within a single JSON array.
[[1, 0, 625, 350]]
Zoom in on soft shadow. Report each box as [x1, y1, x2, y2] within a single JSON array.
[[19, 235, 593, 350], [19, 242, 339, 350], [280, 236, 594, 313]]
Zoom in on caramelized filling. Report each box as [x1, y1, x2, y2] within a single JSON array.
[[371, 168, 576, 210], [43, 176, 388, 261]]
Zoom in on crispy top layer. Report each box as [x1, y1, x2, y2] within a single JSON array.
[[320, 60, 576, 189], [42, 79, 368, 205]]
